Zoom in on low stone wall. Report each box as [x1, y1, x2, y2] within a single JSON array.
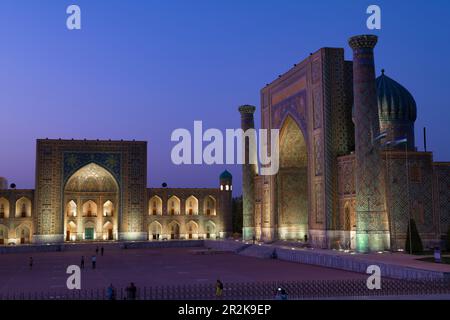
[[203, 240, 247, 252], [121, 240, 204, 249], [238, 244, 275, 258], [0, 244, 64, 254], [275, 247, 450, 280]]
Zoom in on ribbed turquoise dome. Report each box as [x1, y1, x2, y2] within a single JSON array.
[[376, 70, 417, 123], [219, 170, 232, 180]]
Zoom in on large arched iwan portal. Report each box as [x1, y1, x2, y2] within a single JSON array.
[[277, 115, 309, 240], [63, 163, 119, 241]]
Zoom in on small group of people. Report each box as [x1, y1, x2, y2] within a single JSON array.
[[80, 246, 105, 270], [106, 282, 137, 300]]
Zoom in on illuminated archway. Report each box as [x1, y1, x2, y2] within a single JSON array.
[[149, 196, 162, 215], [15, 197, 31, 218], [64, 163, 119, 242], [66, 221, 77, 241], [277, 116, 308, 240], [103, 200, 114, 217], [0, 225, 8, 245], [66, 200, 77, 217], [185, 196, 198, 216], [16, 224, 31, 244], [186, 220, 199, 239], [205, 220, 216, 239], [168, 221, 180, 239], [149, 221, 162, 240], [0, 197, 9, 219], [102, 221, 114, 240], [167, 196, 180, 215], [203, 196, 216, 216]]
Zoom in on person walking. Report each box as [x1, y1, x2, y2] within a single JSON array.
[[101, 246, 104, 256], [29, 257, 33, 270], [80, 256, 85, 269], [215, 280, 224, 298], [91, 255, 97, 269], [95, 246, 99, 255], [126, 282, 137, 300], [107, 284, 116, 300]]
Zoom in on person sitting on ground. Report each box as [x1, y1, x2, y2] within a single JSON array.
[[215, 280, 224, 298], [275, 287, 288, 300]]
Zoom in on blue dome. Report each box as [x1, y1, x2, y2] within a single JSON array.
[[219, 170, 232, 180], [376, 70, 417, 123]]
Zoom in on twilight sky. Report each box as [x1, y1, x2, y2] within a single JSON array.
[[0, 0, 449, 196]]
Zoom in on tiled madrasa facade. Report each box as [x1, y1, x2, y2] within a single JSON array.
[[243, 35, 450, 252], [0, 139, 232, 244]]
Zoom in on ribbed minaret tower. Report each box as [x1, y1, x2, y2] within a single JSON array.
[[349, 35, 390, 252], [239, 105, 258, 241]]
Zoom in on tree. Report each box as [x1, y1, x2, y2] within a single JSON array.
[[405, 218, 423, 254], [232, 196, 243, 235], [446, 225, 450, 252]]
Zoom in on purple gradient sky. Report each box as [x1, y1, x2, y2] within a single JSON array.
[[1, 0, 449, 196]]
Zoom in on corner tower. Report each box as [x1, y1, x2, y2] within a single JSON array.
[[219, 170, 233, 237]]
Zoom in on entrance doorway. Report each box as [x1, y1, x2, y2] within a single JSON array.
[[85, 228, 94, 240], [170, 223, 180, 239]]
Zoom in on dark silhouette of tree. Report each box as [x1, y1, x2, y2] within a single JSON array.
[[232, 196, 243, 234], [405, 218, 423, 254], [446, 225, 450, 252]]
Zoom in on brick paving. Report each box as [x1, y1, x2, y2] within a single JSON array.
[[0, 245, 365, 294]]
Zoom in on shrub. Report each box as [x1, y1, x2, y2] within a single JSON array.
[[405, 218, 423, 254]]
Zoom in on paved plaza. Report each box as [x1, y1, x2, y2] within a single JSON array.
[[0, 244, 365, 295]]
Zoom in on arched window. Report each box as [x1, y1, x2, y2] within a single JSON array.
[[66, 200, 77, 217], [0, 225, 7, 244], [205, 221, 216, 239], [169, 221, 180, 239], [186, 221, 198, 240], [15, 197, 31, 218], [0, 198, 10, 219], [149, 196, 162, 215], [185, 196, 198, 216], [16, 225, 31, 244], [103, 201, 114, 217], [204, 196, 216, 216], [82, 200, 97, 217], [167, 196, 180, 215]]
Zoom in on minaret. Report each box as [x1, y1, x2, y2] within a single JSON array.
[[348, 35, 390, 252], [219, 170, 233, 238], [238, 105, 258, 240]]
